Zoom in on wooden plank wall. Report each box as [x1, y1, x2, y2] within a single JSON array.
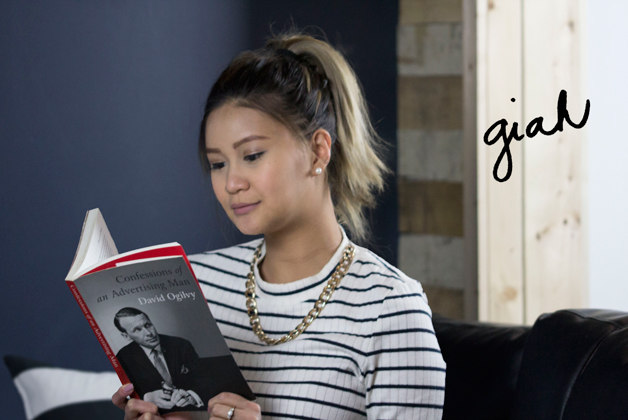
[[471, 0, 587, 323], [521, 1, 588, 324], [462, 0, 478, 321], [476, 0, 525, 323], [398, 0, 465, 319]]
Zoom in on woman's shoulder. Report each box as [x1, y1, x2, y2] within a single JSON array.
[[349, 244, 426, 298]]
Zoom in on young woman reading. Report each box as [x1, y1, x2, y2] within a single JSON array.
[[112, 31, 446, 420]]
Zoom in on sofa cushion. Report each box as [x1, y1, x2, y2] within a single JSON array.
[[4, 355, 123, 420], [511, 309, 628, 420], [561, 310, 628, 420], [433, 314, 530, 420]]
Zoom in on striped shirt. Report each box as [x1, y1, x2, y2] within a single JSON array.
[[188, 226, 446, 419]]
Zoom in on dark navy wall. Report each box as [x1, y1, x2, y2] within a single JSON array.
[[0, 1, 250, 417], [0, 1, 398, 418], [249, 0, 399, 263]]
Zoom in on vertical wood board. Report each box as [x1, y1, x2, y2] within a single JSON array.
[[463, 0, 478, 320], [522, 0, 588, 323], [479, 0, 525, 323]]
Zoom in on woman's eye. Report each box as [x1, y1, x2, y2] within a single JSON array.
[[244, 152, 264, 162], [209, 162, 225, 171]]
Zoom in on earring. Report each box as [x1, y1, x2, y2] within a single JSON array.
[[315, 168, 322, 175]]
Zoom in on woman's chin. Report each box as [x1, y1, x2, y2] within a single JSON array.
[[240, 228, 264, 237], [233, 220, 264, 237]]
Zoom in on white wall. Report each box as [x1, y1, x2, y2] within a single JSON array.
[[587, 0, 628, 311]]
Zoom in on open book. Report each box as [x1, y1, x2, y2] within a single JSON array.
[[66, 209, 254, 415]]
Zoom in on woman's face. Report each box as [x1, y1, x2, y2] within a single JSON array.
[[204, 103, 316, 236]]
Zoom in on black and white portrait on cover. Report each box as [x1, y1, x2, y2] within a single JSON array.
[[114, 307, 205, 413]]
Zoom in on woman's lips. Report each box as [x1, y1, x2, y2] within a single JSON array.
[[232, 202, 260, 215]]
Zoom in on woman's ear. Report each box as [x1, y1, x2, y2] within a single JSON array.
[[309, 129, 332, 168]]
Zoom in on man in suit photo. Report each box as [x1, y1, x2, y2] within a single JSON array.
[[113, 307, 205, 412]]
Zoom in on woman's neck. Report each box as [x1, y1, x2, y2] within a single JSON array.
[[258, 208, 343, 285]]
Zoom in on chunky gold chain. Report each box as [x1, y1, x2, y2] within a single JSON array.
[[245, 242, 355, 345]]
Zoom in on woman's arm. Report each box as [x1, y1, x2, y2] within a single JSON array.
[[362, 280, 447, 420]]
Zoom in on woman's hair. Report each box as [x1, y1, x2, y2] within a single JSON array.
[[198, 30, 392, 244]]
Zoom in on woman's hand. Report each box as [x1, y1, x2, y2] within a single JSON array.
[[112, 383, 161, 420], [207, 392, 261, 420]]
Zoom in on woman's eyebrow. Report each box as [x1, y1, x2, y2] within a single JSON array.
[[206, 135, 269, 154]]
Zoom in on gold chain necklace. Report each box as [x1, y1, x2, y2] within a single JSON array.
[[245, 241, 355, 345]]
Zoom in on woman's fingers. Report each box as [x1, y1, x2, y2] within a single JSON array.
[[206, 392, 242, 414], [207, 392, 261, 420], [124, 397, 160, 420], [112, 383, 136, 410], [209, 404, 238, 419], [112, 383, 163, 419]]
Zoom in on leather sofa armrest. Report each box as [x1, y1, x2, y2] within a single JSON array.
[[511, 309, 628, 420], [433, 314, 530, 420]]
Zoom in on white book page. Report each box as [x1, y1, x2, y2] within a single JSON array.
[[81, 210, 118, 272], [115, 255, 179, 267], [66, 209, 119, 280]]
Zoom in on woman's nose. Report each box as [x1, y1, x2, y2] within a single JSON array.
[[225, 166, 249, 194]]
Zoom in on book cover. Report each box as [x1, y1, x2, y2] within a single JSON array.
[[66, 210, 254, 415]]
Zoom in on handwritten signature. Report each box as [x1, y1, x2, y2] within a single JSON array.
[[484, 89, 590, 182]]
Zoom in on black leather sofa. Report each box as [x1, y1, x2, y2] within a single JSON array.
[[433, 309, 628, 420]]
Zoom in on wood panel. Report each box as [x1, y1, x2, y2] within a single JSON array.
[[477, 0, 525, 323], [398, 76, 463, 130], [399, 233, 464, 289], [398, 23, 463, 76], [397, 0, 466, 320], [398, 129, 463, 181], [399, 179, 464, 236], [522, 0, 588, 323], [462, 0, 478, 320], [465, 0, 587, 323], [422, 284, 464, 319], [400, 0, 463, 24]]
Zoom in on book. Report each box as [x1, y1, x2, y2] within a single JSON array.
[[66, 208, 255, 415]]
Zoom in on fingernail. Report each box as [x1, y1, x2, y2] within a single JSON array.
[[123, 384, 134, 393]]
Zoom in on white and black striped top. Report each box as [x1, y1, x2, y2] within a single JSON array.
[[188, 226, 446, 420]]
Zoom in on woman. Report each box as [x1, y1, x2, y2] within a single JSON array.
[[113, 31, 446, 420]]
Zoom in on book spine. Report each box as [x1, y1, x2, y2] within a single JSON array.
[[66, 281, 140, 400]]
